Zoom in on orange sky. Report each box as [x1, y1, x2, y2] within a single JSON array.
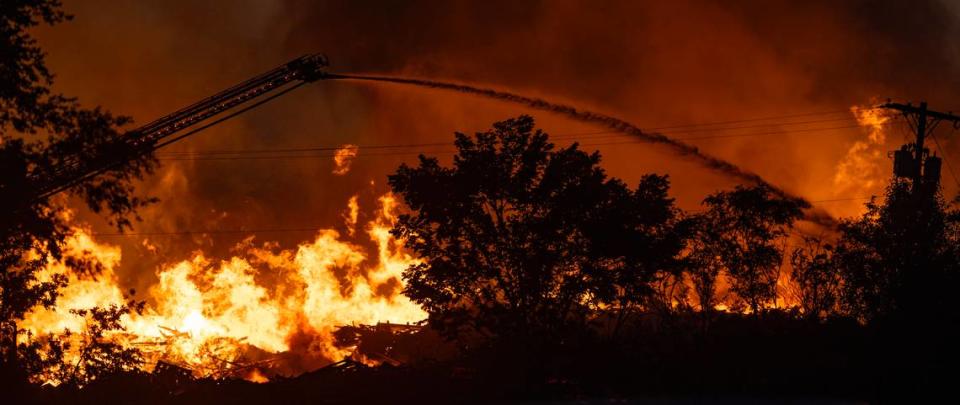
[[32, 0, 960, 291]]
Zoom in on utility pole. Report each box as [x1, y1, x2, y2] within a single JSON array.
[[879, 101, 960, 195]]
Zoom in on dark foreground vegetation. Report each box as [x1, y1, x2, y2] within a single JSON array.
[[6, 312, 947, 404], [3, 1, 960, 403]]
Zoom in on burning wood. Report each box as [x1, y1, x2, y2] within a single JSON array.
[[16, 196, 426, 385]]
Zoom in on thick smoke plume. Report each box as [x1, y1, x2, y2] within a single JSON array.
[[328, 73, 836, 227], [42, 0, 960, 278]]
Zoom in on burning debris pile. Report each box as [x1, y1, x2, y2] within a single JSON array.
[[333, 322, 426, 366], [129, 327, 279, 381], [17, 194, 426, 385]]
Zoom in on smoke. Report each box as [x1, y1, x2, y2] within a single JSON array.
[[328, 73, 835, 226], [834, 106, 893, 196], [35, 0, 960, 285]]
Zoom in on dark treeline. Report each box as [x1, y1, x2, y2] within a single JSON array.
[[391, 113, 960, 330], [377, 115, 960, 402]]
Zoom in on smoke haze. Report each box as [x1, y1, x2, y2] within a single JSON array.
[[34, 0, 960, 292]]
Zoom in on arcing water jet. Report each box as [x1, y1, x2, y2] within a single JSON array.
[[326, 73, 836, 227]]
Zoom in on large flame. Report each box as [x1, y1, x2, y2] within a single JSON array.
[[19, 194, 425, 384], [833, 106, 891, 197]]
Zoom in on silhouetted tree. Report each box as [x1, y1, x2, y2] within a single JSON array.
[[834, 179, 958, 323], [684, 214, 728, 321], [19, 300, 144, 386], [389, 115, 683, 347], [790, 236, 841, 321], [0, 0, 155, 381], [829, 177, 960, 397], [691, 185, 806, 315], [589, 174, 688, 338]]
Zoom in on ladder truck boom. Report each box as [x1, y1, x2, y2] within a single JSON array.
[[34, 53, 329, 201]]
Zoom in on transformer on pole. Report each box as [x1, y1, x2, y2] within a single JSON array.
[[880, 101, 960, 195]]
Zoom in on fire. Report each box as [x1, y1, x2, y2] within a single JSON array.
[[332, 144, 359, 175], [18, 194, 425, 385], [833, 105, 891, 197], [245, 368, 269, 384], [343, 195, 359, 236]]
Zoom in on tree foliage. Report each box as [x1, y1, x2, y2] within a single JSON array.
[[390, 115, 684, 345], [834, 179, 959, 322], [789, 236, 841, 321], [19, 300, 145, 387], [688, 185, 806, 315], [0, 0, 154, 380]]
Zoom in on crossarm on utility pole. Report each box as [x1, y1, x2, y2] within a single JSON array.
[[880, 102, 960, 123], [879, 100, 960, 193]]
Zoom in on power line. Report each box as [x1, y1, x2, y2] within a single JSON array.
[[930, 132, 960, 188], [157, 111, 878, 157], [599, 123, 884, 143], [87, 108, 887, 238], [638, 109, 853, 131], [640, 115, 868, 134], [92, 227, 323, 237], [154, 122, 891, 161], [805, 196, 874, 203]]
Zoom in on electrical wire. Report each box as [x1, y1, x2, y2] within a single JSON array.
[[638, 115, 863, 134], [586, 109, 854, 131], [930, 132, 960, 189], [91, 227, 323, 237], [153, 122, 891, 161], [156, 110, 883, 158], [83, 107, 893, 238]]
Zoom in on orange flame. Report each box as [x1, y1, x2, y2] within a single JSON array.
[[332, 145, 359, 175], [833, 105, 891, 197], [343, 195, 359, 236], [19, 194, 425, 384]]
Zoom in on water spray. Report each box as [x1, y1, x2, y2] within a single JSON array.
[[326, 73, 836, 227]]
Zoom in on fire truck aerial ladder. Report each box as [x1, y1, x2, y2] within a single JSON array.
[[33, 53, 330, 201]]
